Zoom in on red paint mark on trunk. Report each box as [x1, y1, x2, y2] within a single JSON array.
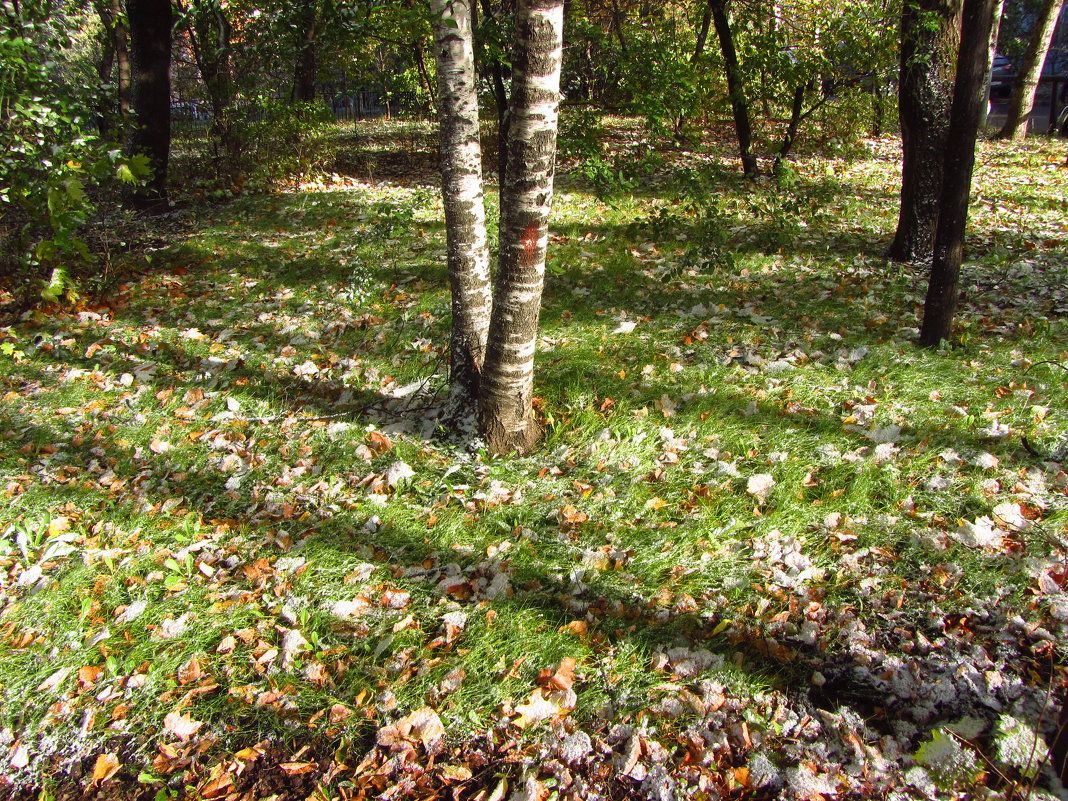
[[522, 223, 539, 266]]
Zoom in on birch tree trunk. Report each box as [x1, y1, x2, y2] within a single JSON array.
[[431, 0, 493, 426], [998, 0, 1064, 141], [919, 0, 997, 346], [478, 0, 564, 454], [887, 0, 962, 263]]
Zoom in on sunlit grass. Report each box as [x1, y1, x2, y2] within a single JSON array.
[[0, 123, 1066, 796]]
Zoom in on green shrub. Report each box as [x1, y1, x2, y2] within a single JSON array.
[[0, 13, 147, 304]]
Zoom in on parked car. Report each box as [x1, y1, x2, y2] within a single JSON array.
[[990, 54, 1014, 98]]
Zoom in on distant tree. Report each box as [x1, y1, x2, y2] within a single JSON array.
[[707, 0, 758, 177], [125, 0, 173, 207], [998, 0, 1064, 139], [291, 0, 325, 102], [978, 0, 1004, 128], [920, 0, 998, 345], [179, 0, 236, 149], [888, 0, 963, 263], [92, 0, 133, 139]]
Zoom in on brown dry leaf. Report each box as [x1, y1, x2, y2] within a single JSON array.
[[163, 710, 204, 741], [329, 703, 353, 724], [367, 431, 393, 454], [199, 765, 235, 799], [234, 741, 268, 761], [279, 761, 316, 775], [561, 620, 589, 641], [440, 764, 473, 782], [406, 706, 446, 750], [241, 558, 273, 581], [92, 753, 121, 783], [177, 655, 203, 685]]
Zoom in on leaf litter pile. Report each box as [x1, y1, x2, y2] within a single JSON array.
[[1, 131, 1068, 800]]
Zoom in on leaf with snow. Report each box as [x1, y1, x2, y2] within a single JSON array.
[[386, 461, 415, 488], [992, 502, 1030, 531], [747, 474, 775, 503], [513, 689, 564, 728], [951, 517, 1000, 549], [163, 711, 204, 741], [36, 667, 72, 693], [994, 715, 1048, 778], [116, 600, 148, 623], [280, 628, 310, 667], [867, 424, 901, 444], [154, 613, 189, 640]]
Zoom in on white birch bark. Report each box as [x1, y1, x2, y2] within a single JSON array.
[[478, 0, 564, 454], [431, 0, 493, 426]]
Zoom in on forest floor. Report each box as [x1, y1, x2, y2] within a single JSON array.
[[1, 122, 1068, 800]]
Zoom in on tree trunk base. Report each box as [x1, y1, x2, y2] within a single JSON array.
[[481, 416, 542, 456]]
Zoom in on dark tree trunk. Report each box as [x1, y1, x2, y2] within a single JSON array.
[[871, 81, 885, 136], [774, 82, 807, 174], [291, 1, 320, 103], [919, 0, 997, 346], [693, 0, 712, 62], [709, 0, 758, 178], [413, 40, 437, 110], [998, 0, 1064, 140], [125, 0, 172, 208], [887, 0, 962, 263], [115, 0, 133, 120], [95, 12, 116, 138], [478, 0, 513, 185]]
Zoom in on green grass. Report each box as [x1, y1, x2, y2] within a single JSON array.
[[1, 123, 1067, 798]]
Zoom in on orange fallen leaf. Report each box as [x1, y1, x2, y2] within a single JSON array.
[[559, 505, 588, 525], [78, 665, 104, 689], [547, 657, 577, 691], [279, 761, 315, 775], [92, 752, 121, 783]]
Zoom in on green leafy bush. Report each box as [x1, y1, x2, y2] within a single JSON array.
[[220, 99, 339, 189], [1, 12, 147, 304]]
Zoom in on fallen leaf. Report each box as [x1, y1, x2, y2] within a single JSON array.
[[279, 762, 315, 775], [746, 473, 775, 503], [92, 753, 121, 783], [163, 710, 204, 741]]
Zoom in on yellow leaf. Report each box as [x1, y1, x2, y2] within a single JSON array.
[[48, 516, 71, 536]]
